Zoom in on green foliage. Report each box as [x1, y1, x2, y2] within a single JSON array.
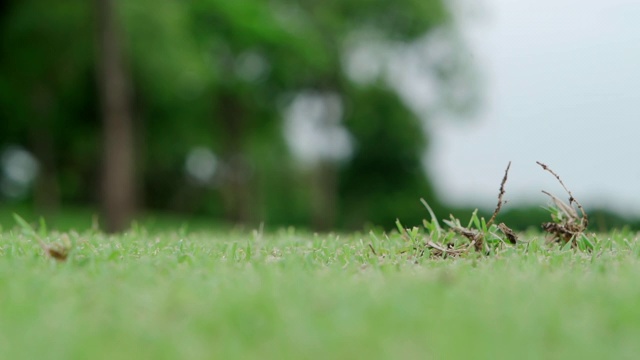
[[0, 0, 100, 205], [340, 86, 440, 228], [0, 0, 470, 229]]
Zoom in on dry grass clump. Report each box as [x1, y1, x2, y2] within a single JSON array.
[[13, 214, 72, 262], [536, 161, 589, 247], [388, 161, 593, 260], [419, 162, 517, 258]]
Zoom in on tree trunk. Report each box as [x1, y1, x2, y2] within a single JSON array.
[[30, 84, 60, 215], [95, 0, 135, 232], [308, 160, 337, 231], [218, 92, 252, 224]]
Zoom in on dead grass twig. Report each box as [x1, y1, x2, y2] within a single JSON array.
[[536, 161, 588, 227], [487, 161, 511, 228], [497, 222, 518, 244]]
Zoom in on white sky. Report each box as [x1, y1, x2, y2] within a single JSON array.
[[429, 0, 640, 215]]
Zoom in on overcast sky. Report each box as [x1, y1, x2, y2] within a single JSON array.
[[428, 0, 640, 216]]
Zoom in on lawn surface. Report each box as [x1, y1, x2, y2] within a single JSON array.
[[1, 221, 640, 359]]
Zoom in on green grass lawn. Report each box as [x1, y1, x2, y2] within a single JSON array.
[[1, 219, 640, 359]]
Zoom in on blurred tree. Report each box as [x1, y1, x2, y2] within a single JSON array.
[[119, 0, 337, 224], [96, 0, 136, 232], [0, 0, 136, 231], [0, 0, 475, 231], [0, 0, 94, 212], [340, 86, 438, 228], [274, 0, 463, 229], [187, 0, 335, 224]]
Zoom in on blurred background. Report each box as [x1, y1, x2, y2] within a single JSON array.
[[0, 0, 638, 233]]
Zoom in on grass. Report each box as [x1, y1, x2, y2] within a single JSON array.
[[2, 214, 640, 360]]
